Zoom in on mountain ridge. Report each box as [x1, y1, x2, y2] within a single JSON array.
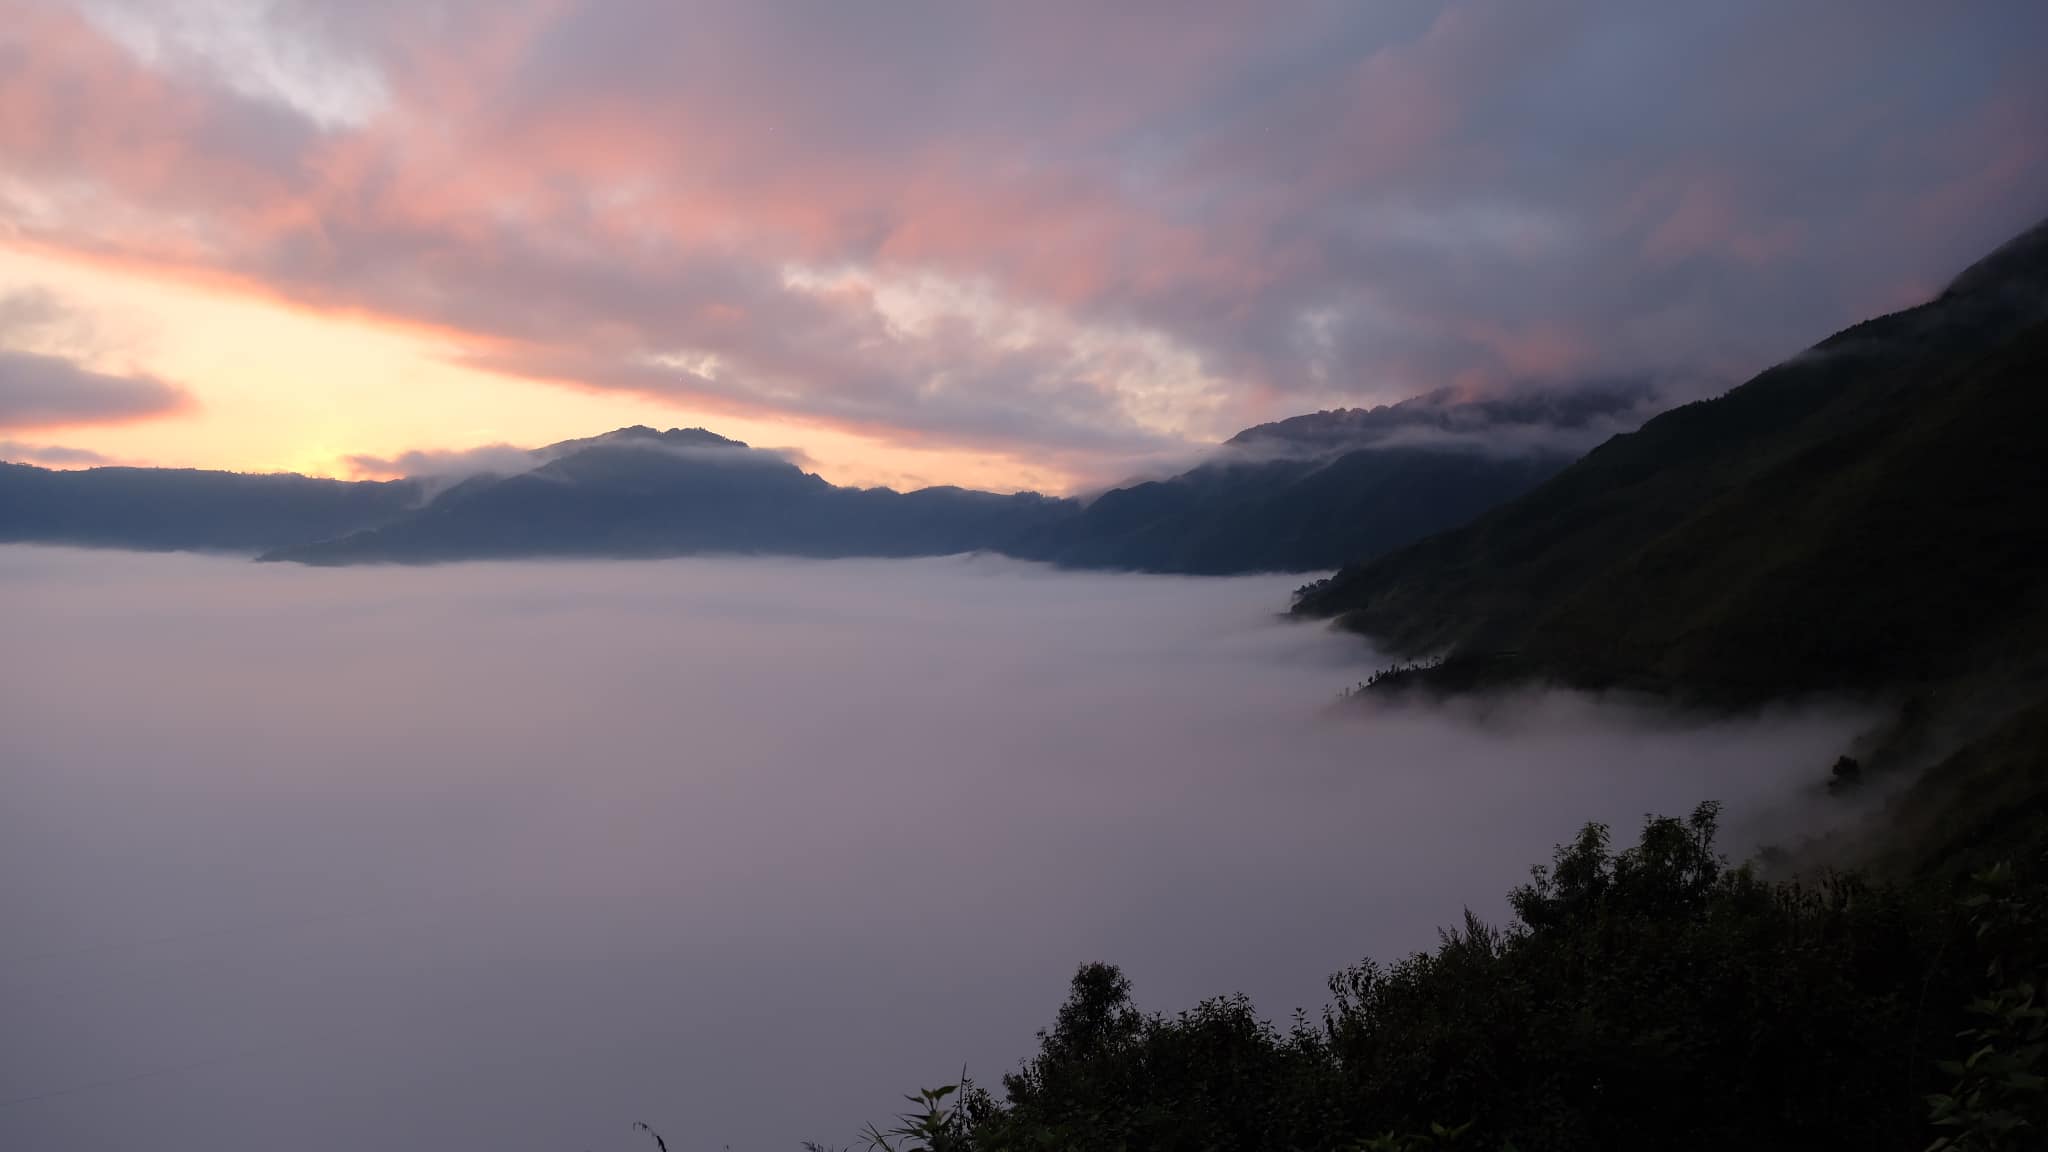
[[1293, 216, 2048, 708], [0, 461, 421, 553], [9, 386, 1637, 571]]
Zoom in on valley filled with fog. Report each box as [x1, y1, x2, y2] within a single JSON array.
[[0, 546, 1866, 1150]]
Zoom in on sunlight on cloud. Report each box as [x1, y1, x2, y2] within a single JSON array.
[[77, 0, 389, 130], [0, 175, 65, 235], [0, 247, 1105, 494], [778, 261, 1236, 444], [641, 348, 727, 382]]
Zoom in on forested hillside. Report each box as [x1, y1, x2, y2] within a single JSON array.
[[1294, 220, 2048, 707]]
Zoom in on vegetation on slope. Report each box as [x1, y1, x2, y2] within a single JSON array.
[[832, 807, 2046, 1152]]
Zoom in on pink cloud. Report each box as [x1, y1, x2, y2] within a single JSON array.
[[1636, 173, 1805, 268], [1, 0, 2044, 475]]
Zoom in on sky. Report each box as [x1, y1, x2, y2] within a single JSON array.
[[1, 0, 2044, 493]]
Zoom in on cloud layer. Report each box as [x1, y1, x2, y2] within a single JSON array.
[[3, 1, 2044, 470], [0, 286, 191, 431], [0, 348, 189, 428], [0, 547, 1870, 1150], [0, 438, 112, 465]]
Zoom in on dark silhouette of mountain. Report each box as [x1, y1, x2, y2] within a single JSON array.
[[260, 426, 1077, 564], [1009, 384, 1652, 574], [1294, 216, 2048, 707], [0, 462, 419, 552], [267, 404, 1628, 569], [6, 399, 1636, 571], [1007, 448, 1574, 574]]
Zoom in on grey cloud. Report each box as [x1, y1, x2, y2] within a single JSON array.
[[0, 347, 191, 429], [0, 439, 113, 466], [0, 287, 117, 362], [345, 443, 543, 480], [0, 287, 68, 335], [75, 0, 394, 128], [1226, 380, 1684, 460]]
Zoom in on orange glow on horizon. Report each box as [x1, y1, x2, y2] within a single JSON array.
[[0, 241, 1095, 495]]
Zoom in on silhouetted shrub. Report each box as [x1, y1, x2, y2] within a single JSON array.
[[864, 806, 2047, 1152]]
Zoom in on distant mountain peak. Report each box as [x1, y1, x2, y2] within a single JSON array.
[[547, 425, 751, 455]]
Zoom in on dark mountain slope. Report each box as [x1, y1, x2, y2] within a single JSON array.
[[1293, 217, 2048, 706], [0, 462, 419, 552], [1011, 447, 1572, 574], [1008, 384, 1652, 574]]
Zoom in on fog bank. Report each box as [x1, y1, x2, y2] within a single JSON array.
[[0, 547, 1864, 1150]]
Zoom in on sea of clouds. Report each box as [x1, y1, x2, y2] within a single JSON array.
[[0, 546, 1866, 1150]]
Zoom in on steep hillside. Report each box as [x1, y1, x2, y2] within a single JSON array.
[[1294, 218, 2048, 706]]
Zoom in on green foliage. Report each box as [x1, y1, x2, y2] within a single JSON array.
[[1925, 861, 2047, 1151], [965, 965, 1341, 1152], [846, 806, 2048, 1152], [1312, 805, 1953, 1151], [1344, 1119, 1482, 1152], [859, 1084, 972, 1152]]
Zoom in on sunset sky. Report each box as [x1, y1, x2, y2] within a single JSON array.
[[2, 0, 2044, 493]]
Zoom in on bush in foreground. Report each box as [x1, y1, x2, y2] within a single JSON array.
[[849, 805, 2043, 1152]]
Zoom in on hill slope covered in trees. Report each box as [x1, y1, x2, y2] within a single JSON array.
[[1293, 218, 2048, 708]]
